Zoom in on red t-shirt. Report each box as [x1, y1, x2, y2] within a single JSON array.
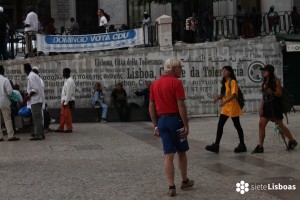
[[150, 74, 185, 116]]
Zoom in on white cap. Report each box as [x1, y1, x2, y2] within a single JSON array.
[[0, 7, 4, 13], [32, 66, 39, 71]]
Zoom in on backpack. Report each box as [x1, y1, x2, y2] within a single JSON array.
[[229, 79, 245, 109], [281, 88, 295, 123]]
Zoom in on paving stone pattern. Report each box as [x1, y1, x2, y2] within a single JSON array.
[[0, 111, 299, 200]]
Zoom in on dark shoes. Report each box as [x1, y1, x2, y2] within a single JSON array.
[[180, 178, 194, 189], [8, 137, 20, 141], [252, 145, 264, 154], [288, 140, 298, 150], [29, 137, 43, 141], [205, 143, 219, 153], [167, 186, 176, 197], [0, 138, 4, 141], [31, 134, 45, 139], [55, 129, 72, 133], [234, 143, 247, 153]]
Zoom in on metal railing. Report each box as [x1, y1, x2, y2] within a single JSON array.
[[213, 11, 297, 40], [5, 23, 158, 59]]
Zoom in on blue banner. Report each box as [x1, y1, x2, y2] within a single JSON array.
[[36, 28, 144, 52]]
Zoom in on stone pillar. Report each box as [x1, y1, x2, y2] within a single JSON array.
[[261, 0, 293, 13], [156, 15, 173, 51], [99, 0, 127, 29]]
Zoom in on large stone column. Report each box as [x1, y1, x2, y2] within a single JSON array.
[[213, 0, 235, 17], [99, 0, 127, 28], [50, 0, 76, 32]]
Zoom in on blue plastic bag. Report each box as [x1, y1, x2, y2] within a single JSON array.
[[18, 106, 31, 117]]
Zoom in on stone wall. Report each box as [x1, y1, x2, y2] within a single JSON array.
[[3, 36, 282, 120]]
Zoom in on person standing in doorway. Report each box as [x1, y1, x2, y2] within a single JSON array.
[[205, 66, 247, 153], [267, 5, 279, 35], [24, 63, 44, 140], [142, 12, 151, 46], [0, 6, 9, 60], [97, 9, 108, 33], [69, 17, 79, 35], [23, 7, 38, 58], [149, 58, 194, 197], [236, 5, 246, 37], [55, 68, 75, 133]]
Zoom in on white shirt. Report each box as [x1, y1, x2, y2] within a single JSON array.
[[99, 16, 108, 27], [61, 77, 75, 105], [27, 71, 44, 105], [143, 17, 150, 25], [24, 11, 38, 32], [0, 75, 13, 108]]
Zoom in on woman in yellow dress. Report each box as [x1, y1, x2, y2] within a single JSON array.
[[205, 66, 247, 153]]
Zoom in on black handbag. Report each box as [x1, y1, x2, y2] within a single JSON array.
[[69, 100, 75, 109]]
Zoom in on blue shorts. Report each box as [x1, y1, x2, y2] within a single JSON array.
[[157, 115, 189, 154]]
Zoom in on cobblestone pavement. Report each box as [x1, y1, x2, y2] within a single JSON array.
[[0, 111, 299, 200]]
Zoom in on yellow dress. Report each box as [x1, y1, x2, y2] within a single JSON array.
[[220, 79, 243, 117]]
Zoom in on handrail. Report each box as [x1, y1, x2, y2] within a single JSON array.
[[211, 10, 298, 40]]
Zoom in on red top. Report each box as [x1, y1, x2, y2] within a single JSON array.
[[150, 74, 185, 116]]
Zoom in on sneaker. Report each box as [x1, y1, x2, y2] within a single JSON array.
[[180, 178, 194, 190], [234, 143, 247, 153], [8, 137, 20, 141], [101, 119, 107, 123], [167, 186, 176, 197], [252, 145, 264, 154], [288, 140, 298, 150], [0, 138, 4, 141], [205, 143, 219, 153]]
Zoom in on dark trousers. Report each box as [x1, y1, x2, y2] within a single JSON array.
[[215, 114, 244, 145], [115, 103, 130, 122], [10, 106, 18, 132], [0, 35, 8, 60], [43, 109, 50, 129], [98, 26, 106, 33]]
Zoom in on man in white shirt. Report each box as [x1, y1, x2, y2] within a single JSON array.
[[97, 9, 108, 33], [24, 7, 38, 58], [24, 63, 44, 140], [0, 65, 20, 141], [55, 68, 75, 133]]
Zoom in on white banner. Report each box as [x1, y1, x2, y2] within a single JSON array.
[[36, 28, 144, 52]]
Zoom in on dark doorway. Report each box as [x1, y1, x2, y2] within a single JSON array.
[[76, 0, 98, 34], [282, 51, 300, 105]]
